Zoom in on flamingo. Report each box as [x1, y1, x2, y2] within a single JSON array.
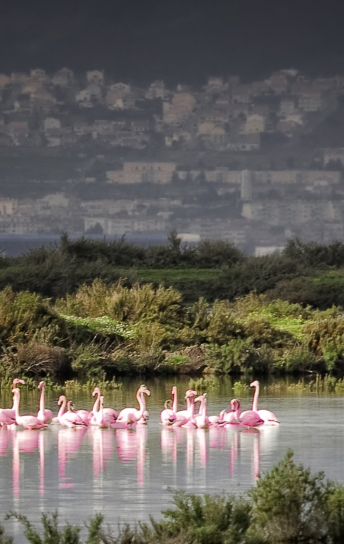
[[0, 378, 26, 426], [12, 388, 47, 430], [160, 399, 177, 426], [228, 399, 264, 429], [90, 387, 118, 426], [194, 394, 210, 429], [91, 396, 110, 428], [115, 384, 151, 427], [37, 381, 53, 424], [250, 380, 280, 425], [180, 390, 198, 428], [57, 396, 88, 428], [171, 387, 197, 425]]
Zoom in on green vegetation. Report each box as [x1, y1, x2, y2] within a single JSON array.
[[2, 236, 344, 379], [1, 281, 344, 380], [3, 451, 344, 543]]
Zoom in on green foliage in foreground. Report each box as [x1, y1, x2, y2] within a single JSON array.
[[3, 452, 344, 543]]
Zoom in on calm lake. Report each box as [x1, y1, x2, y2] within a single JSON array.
[[1, 375, 344, 540]]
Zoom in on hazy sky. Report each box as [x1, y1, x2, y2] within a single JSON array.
[[1, 0, 344, 85]]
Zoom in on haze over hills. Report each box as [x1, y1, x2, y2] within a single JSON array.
[[1, 1, 344, 85], [1, 1, 344, 254]]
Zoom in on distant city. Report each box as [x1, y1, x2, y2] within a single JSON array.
[[1, 67, 344, 254]]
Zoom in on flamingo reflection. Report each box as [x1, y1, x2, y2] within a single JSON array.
[[196, 429, 208, 466], [12, 430, 40, 498], [39, 431, 45, 495], [209, 426, 226, 450], [58, 428, 87, 486], [229, 428, 261, 481], [116, 427, 147, 488], [0, 428, 11, 456], [161, 427, 183, 464], [92, 428, 115, 478]]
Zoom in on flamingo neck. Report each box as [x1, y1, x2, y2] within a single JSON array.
[[172, 388, 177, 412], [39, 386, 45, 412], [201, 397, 207, 417], [13, 391, 20, 419], [187, 397, 195, 418], [92, 390, 101, 414], [137, 391, 146, 419], [252, 383, 259, 412], [58, 397, 67, 418], [99, 397, 104, 422]]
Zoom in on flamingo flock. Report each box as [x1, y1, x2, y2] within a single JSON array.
[[0, 378, 278, 432], [0, 380, 151, 430], [160, 380, 279, 429]]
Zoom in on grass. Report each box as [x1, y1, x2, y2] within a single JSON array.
[[60, 314, 137, 339], [237, 308, 306, 340]]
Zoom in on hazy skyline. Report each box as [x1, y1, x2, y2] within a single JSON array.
[[1, 0, 344, 85]]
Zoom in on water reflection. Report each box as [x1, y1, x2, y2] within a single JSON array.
[[160, 425, 263, 480], [58, 428, 87, 486], [116, 426, 147, 487], [0, 428, 10, 456], [91, 427, 116, 478]]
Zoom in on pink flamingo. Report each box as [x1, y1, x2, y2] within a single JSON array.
[[90, 387, 118, 426], [250, 380, 280, 425], [37, 381, 53, 424], [160, 399, 177, 426], [57, 396, 88, 428], [12, 388, 47, 430], [194, 394, 210, 429], [0, 378, 26, 426], [115, 384, 151, 427], [91, 396, 110, 428], [228, 399, 264, 429], [171, 387, 197, 425], [179, 390, 199, 428]]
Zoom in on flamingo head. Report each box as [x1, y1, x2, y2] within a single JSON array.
[[230, 398, 240, 411], [250, 380, 259, 388], [185, 389, 198, 400], [195, 394, 207, 404], [164, 399, 172, 410], [92, 387, 100, 397], [38, 381, 45, 390], [58, 395, 66, 406], [171, 386, 177, 395], [12, 378, 25, 388], [100, 396, 104, 406], [139, 384, 151, 396]]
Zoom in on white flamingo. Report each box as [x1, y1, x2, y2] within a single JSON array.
[[57, 396, 88, 428], [37, 381, 53, 424], [115, 384, 150, 427], [250, 380, 280, 425], [12, 388, 47, 430], [90, 387, 118, 426]]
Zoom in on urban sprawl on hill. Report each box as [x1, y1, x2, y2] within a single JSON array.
[[1, 67, 344, 254]]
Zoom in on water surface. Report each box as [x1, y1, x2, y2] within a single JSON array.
[[1, 376, 344, 540]]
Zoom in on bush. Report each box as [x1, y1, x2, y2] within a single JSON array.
[[249, 450, 330, 543]]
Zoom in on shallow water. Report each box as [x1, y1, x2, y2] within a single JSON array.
[[1, 376, 344, 540]]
